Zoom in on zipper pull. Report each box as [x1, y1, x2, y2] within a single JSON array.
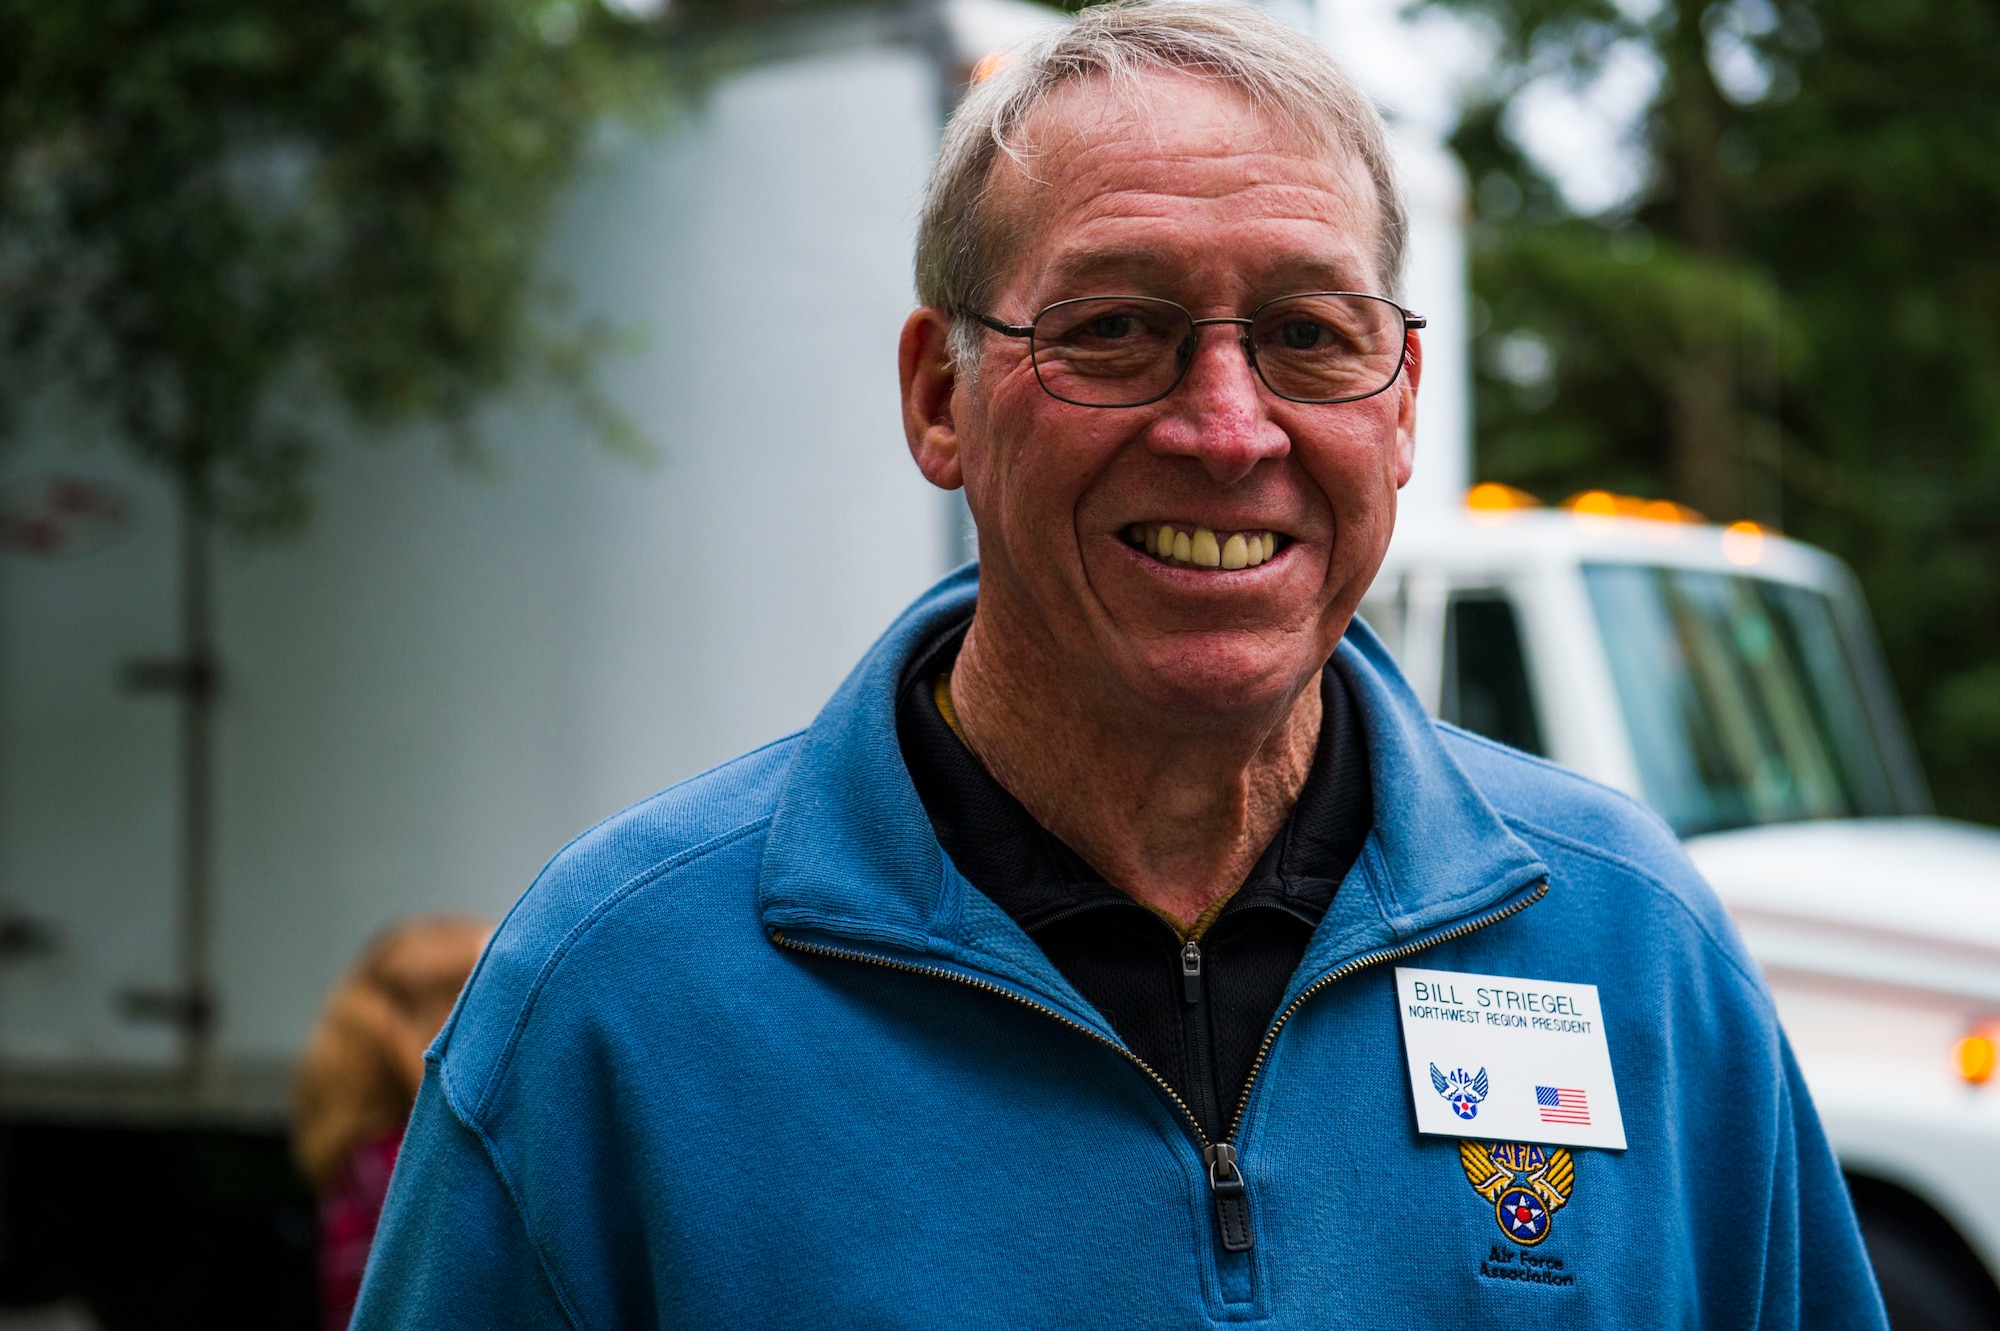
[[1203, 1143, 1254, 1252], [1181, 940, 1202, 1004]]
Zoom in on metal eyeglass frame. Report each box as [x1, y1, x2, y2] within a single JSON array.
[[963, 292, 1427, 408]]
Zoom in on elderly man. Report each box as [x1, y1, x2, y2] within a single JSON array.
[[355, 3, 1885, 1325]]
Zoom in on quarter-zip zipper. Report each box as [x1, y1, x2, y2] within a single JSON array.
[[1180, 940, 1223, 1139], [1219, 879, 1547, 1144], [769, 876, 1546, 1256]]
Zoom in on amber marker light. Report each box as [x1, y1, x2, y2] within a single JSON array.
[[1466, 482, 1540, 526], [1560, 491, 1705, 523], [1721, 520, 1767, 567], [1641, 499, 1702, 524], [1563, 489, 1618, 533], [1956, 1029, 1998, 1086]]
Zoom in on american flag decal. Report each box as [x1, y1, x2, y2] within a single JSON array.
[[1536, 1085, 1591, 1125]]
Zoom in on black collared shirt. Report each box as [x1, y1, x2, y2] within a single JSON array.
[[896, 624, 1373, 1141]]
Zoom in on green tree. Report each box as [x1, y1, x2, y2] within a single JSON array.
[[0, 0, 653, 1068], [1435, 0, 2000, 823]]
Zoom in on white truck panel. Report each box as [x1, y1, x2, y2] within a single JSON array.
[[0, 42, 953, 1104]]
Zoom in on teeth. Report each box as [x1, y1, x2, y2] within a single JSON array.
[[1129, 524, 1281, 571]]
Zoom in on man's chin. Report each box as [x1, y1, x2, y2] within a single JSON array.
[[1101, 630, 1328, 720]]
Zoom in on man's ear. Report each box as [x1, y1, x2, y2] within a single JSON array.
[[1393, 330, 1422, 489], [900, 307, 963, 491]]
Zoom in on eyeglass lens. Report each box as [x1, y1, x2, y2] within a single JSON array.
[[1028, 294, 1408, 407]]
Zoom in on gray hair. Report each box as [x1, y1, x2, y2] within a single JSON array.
[[915, 0, 1407, 371]]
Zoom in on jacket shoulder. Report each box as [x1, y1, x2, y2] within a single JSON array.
[[1437, 723, 1678, 863], [430, 733, 801, 1115], [1436, 723, 1762, 989]]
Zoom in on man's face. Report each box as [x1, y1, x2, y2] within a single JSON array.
[[924, 70, 1418, 718]]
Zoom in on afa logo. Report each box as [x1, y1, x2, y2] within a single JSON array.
[[1430, 1063, 1488, 1120], [1460, 1141, 1576, 1246]]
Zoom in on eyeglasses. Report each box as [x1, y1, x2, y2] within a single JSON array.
[[964, 292, 1425, 409]]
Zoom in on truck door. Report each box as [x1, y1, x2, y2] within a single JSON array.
[[1441, 591, 1547, 757], [0, 465, 182, 1077], [1359, 575, 1548, 759]]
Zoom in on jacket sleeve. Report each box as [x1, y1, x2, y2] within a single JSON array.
[[351, 1066, 576, 1330], [1766, 1034, 1889, 1329]]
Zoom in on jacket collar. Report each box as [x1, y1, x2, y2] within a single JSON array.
[[758, 566, 1548, 1024]]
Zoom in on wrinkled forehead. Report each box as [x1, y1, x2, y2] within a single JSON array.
[[981, 68, 1385, 299]]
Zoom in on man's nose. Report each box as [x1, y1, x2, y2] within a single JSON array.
[[1147, 324, 1289, 485]]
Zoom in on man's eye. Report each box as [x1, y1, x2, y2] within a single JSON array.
[[1086, 315, 1137, 339], [1279, 320, 1328, 350]]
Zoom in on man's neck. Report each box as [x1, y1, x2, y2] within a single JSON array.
[[946, 605, 1324, 929]]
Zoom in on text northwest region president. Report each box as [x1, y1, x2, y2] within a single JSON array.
[[354, 4, 1887, 1325]]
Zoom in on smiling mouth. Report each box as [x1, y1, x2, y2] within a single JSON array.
[[1123, 522, 1287, 571]]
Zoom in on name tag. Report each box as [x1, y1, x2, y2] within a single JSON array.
[[1394, 966, 1627, 1151]]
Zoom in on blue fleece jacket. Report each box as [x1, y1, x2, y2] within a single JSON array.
[[353, 566, 1887, 1328]]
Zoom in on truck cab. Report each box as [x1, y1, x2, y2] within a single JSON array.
[[1367, 485, 2000, 1323]]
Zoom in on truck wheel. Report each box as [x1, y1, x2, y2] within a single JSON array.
[[1847, 1174, 2000, 1331]]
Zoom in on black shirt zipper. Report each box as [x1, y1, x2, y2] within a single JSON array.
[[1180, 939, 1224, 1140]]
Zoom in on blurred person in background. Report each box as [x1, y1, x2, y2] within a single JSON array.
[[294, 915, 489, 1331]]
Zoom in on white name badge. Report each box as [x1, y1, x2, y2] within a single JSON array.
[[1394, 966, 1627, 1151]]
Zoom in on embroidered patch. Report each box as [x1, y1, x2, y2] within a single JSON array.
[[1430, 1063, 1488, 1120], [1460, 1140, 1575, 1246]]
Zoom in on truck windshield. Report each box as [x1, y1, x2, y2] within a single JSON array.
[[1582, 563, 1913, 837]]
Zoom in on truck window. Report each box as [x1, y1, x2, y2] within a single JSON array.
[[1441, 593, 1546, 757], [1582, 564, 1908, 836]]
